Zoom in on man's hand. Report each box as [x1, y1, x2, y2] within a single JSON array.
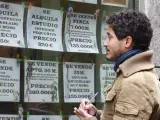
[[79, 99, 97, 116], [74, 108, 93, 120]]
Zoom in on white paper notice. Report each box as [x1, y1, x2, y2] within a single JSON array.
[[68, 0, 97, 4], [0, 2, 25, 48], [24, 60, 59, 102], [63, 62, 94, 102], [27, 6, 63, 51], [0, 57, 20, 102], [0, 115, 23, 120], [28, 115, 62, 120], [69, 115, 80, 120], [101, 21, 108, 54], [64, 13, 99, 53], [100, 64, 116, 102], [101, 0, 128, 7]]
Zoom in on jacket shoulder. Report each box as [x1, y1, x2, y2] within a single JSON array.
[[122, 69, 159, 92]]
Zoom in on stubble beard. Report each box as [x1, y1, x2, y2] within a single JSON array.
[[106, 49, 122, 62]]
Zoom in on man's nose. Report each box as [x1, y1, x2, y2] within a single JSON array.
[[103, 39, 108, 47]]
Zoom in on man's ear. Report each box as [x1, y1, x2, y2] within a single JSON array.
[[124, 36, 133, 49]]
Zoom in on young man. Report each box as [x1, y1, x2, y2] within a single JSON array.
[[74, 10, 160, 120]]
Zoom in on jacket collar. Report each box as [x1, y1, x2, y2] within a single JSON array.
[[118, 50, 154, 77], [114, 49, 142, 72]]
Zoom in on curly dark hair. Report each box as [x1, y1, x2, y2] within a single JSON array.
[[106, 10, 153, 51]]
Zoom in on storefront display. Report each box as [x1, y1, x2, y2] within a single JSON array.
[[0, 0, 136, 119]]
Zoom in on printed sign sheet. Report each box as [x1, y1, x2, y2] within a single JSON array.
[[0, 115, 22, 120], [101, 21, 108, 54], [68, 0, 97, 4], [100, 64, 116, 102], [24, 60, 59, 102], [69, 115, 80, 120], [0, 2, 25, 47], [27, 6, 63, 51], [102, 0, 128, 7], [28, 115, 62, 120], [0, 57, 20, 102], [64, 13, 99, 53], [63, 62, 95, 102]]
